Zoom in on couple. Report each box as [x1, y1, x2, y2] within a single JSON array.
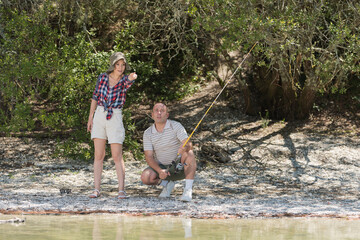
[[87, 52, 196, 202]]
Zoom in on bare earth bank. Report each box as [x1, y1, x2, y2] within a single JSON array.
[[1, 81, 360, 219]]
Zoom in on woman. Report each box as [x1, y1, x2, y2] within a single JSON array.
[[87, 52, 137, 199]]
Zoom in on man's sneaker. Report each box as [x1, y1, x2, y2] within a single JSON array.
[[180, 188, 192, 202], [159, 181, 175, 198]]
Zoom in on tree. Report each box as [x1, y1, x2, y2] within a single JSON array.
[[189, 0, 360, 120], [0, 0, 202, 159]]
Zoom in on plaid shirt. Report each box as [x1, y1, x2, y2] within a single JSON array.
[[92, 73, 135, 120]]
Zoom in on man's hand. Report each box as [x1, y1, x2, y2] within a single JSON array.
[[159, 169, 170, 179], [178, 141, 192, 155]]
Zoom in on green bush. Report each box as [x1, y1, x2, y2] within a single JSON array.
[[2, 0, 358, 162]]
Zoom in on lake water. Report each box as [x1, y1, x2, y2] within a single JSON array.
[[1, 214, 360, 240]]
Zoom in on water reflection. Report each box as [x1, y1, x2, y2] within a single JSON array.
[[90, 215, 192, 239], [182, 218, 192, 238], [1, 215, 360, 240]]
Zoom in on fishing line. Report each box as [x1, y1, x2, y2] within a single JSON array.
[[182, 42, 258, 148]]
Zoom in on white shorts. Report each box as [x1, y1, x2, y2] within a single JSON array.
[[91, 106, 125, 144]]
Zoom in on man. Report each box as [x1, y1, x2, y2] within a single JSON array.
[[140, 103, 197, 201]]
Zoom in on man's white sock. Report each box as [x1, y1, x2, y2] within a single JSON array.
[[159, 180, 168, 187], [185, 179, 194, 190]]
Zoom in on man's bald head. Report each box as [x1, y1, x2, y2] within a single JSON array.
[[152, 103, 168, 113]]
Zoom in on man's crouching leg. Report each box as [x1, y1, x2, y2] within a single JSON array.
[[141, 168, 160, 185], [180, 150, 196, 202], [141, 167, 175, 198]]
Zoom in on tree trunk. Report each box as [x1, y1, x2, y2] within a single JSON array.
[[252, 64, 282, 118], [297, 60, 318, 119], [297, 85, 316, 119], [277, 56, 297, 120]]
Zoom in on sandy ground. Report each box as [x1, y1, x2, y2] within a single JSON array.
[[0, 134, 359, 219], [1, 81, 360, 219], [1, 128, 360, 219]]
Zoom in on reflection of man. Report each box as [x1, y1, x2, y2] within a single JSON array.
[[140, 103, 197, 201], [182, 218, 192, 238]]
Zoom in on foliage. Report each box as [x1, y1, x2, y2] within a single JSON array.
[[188, 0, 360, 120], [1, 0, 359, 161], [0, 0, 203, 161]]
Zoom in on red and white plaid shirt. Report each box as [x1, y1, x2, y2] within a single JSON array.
[[92, 73, 135, 120]]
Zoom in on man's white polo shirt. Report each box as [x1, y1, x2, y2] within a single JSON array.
[[143, 120, 188, 165]]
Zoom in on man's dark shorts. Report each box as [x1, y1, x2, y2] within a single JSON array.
[[146, 163, 185, 181]]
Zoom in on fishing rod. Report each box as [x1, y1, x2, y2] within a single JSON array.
[[172, 42, 258, 172], [183, 42, 258, 148]]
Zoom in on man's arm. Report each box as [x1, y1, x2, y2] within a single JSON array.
[[144, 150, 169, 179], [144, 150, 160, 171]]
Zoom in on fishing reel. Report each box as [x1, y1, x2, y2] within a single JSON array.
[[168, 154, 187, 174], [176, 162, 184, 171], [172, 154, 185, 173]]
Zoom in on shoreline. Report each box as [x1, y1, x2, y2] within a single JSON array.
[[1, 210, 360, 220], [1, 195, 360, 219]]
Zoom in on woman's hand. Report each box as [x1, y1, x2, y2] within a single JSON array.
[[129, 72, 138, 81], [87, 119, 93, 132]]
